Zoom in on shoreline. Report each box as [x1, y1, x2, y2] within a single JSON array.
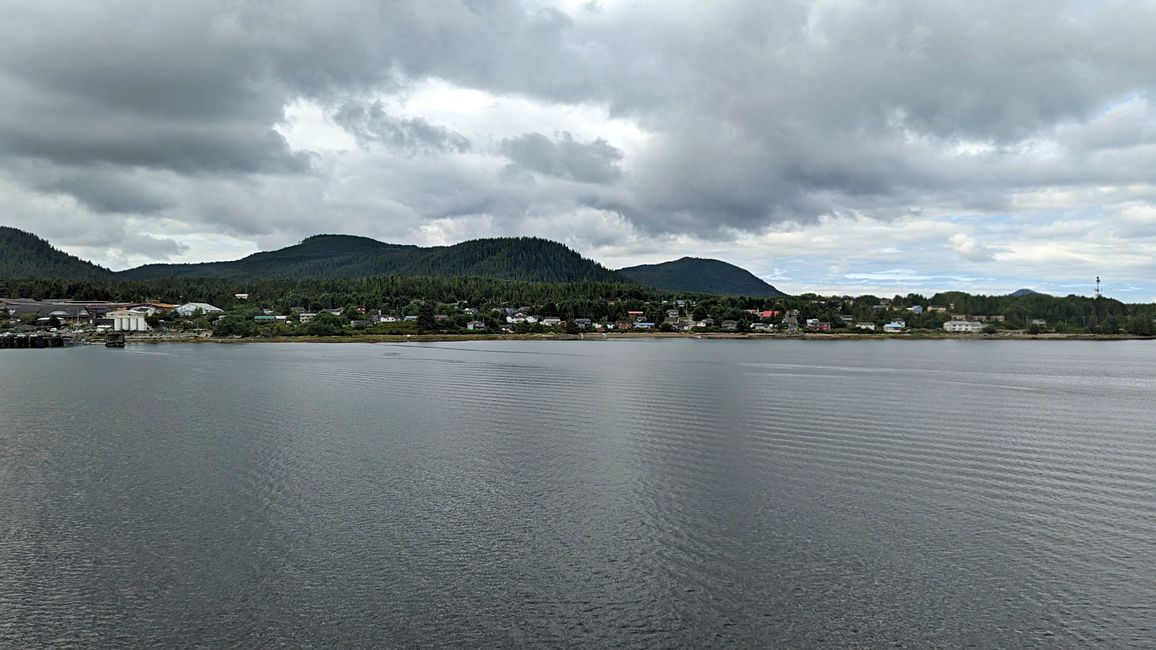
[[69, 331, 1156, 344]]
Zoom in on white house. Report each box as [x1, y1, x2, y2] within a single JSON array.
[[175, 303, 223, 317], [883, 320, 906, 333], [944, 320, 985, 333], [855, 322, 876, 331], [466, 321, 486, 331], [107, 309, 150, 332]]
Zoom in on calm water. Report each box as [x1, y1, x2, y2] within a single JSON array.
[[1, 339, 1154, 647]]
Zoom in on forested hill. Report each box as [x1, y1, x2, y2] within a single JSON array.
[[118, 235, 623, 283], [618, 257, 784, 297], [1010, 288, 1046, 297], [0, 227, 114, 280], [119, 234, 419, 280]]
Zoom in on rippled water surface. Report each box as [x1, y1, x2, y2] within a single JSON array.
[[2, 340, 1154, 647]]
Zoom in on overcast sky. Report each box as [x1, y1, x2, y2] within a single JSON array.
[[3, 1, 1156, 299]]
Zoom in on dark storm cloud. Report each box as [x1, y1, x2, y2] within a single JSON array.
[[501, 132, 622, 183], [333, 101, 471, 153], [2, 0, 1156, 252]]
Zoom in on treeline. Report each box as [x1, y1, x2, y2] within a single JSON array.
[[0, 274, 653, 313]]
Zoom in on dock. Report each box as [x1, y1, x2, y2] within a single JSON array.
[[0, 334, 76, 349]]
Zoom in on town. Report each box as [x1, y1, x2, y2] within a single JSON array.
[[4, 290, 1152, 343]]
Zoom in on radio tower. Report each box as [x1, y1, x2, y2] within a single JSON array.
[[1095, 276, 1102, 298]]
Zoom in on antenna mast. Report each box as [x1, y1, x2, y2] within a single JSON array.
[[1095, 276, 1102, 298]]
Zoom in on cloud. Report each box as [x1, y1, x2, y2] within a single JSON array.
[[949, 233, 994, 262], [500, 131, 622, 183], [333, 100, 471, 153]]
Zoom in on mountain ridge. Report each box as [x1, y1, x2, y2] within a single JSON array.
[[118, 235, 621, 284], [0, 226, 115, 280], [1, 227, 784, 296], [618, 256, 784, 297]]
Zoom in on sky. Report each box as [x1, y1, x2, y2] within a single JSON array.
[[2, 0, 1156, 300]]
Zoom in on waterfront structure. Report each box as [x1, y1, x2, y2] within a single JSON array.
[[107, 309, 150, 332], [944, 320, 985, 333]]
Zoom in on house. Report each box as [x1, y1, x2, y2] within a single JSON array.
[[541, 317, 562, 326], [1029, 319, 1047, 327], [298, 313, 317, 323], [666, 309, 680, 320], [627, 310, 646, 320], [883, 320, 906, 333], [174, 303, 223, 317], [633, 321, 656, 329], [573, 318, 592, 328], [107, 309, 150, 332], [745, 309, 780, 320], [944, 320, 984, 333], [466, 321, 486, 331], [750, 322, 771, 332], [909, 305, 923, 315], [927, 305, 948, 314], [234, 293, 249, 300], [379, 315, 400, 323], [806, 320, 832, 332], [855, 322, 876, 331], [840, 315, 855, 323], [721, 320, 738, 331]]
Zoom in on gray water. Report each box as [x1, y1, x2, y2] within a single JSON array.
[[1, 339, 1154, 647]]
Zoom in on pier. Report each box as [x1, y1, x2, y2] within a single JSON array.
[[0, 334, 76, 349]]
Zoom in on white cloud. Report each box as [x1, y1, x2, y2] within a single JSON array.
[[949, 233, 994, 262]]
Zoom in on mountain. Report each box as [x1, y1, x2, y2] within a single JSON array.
[[118, 235, 622, 283], [1, 227, 780, 293], [618, 257, 785, 296], [1010, 288, 1046, 297], [119, 234, 417, 280], [0, 227, 114, 280]]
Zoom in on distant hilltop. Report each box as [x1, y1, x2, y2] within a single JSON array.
[[1010, 288, 1047, 297], [618, 257, 785, 297], [0, 226, 784, 297]]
